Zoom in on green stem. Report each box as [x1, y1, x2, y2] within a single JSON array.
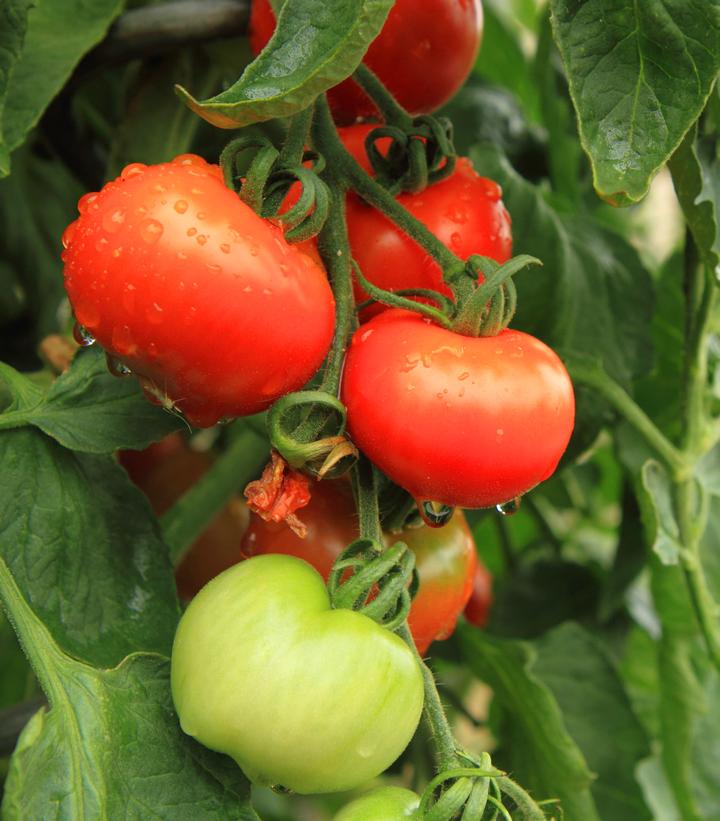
[[568, 360, 688, 479], [311, 96, 463, 282], [352, 64, 412, 127], [279, 104, 314, 167], [674, 480, 720, 670], [161, 425, 267, 565]]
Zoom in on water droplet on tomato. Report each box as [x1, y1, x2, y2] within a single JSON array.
[[122, 283, 136, 312], [120, 163, 146, 180], [102, 209, 125, 233], [95, 237, 109, 253], [196, 235, 208, 246], [153, 184, 167, 194], [146, 302, 164, 324], [220, 243, 231, 254], [139, 218, 164, 244], [263, 288, 273, 295], [417, 500, 454, 528], [72, 322, 95, 347], [360, 329, 374, 343], [174, 200, 189, 214], [177, 251, 187, 260], [187, 227, 197, 237], [450, 231, 462, 249], [77, 192, 98, 214], [147, 341, 158, 359], [61, 221, 78, 249], [106, 353, 132, 377], [197, 211, 206, 220], [111, 246, 122, 258], [496, 496, 521, 516], [111, 324, 136, 355], [448, 206, 468, 224], [207, 263, 221, 273]]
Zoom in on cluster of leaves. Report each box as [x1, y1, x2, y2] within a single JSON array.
[[1, 0, 720, 819]]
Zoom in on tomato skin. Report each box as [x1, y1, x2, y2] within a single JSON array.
[[341, 310, 575, 508], [250, 0, 483, 123], [242, 481, 476, 653], [62, 155, 335, 428], [464, 561, 493, 629], [171, 555, 424, 794], [336, 125, 512, 314], [118, 434, 249, 599], [333, 786, 420, 820]]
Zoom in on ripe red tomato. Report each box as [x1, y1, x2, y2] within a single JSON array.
[[242, 480, 477, 653], [341, 124, 512, 312], [464, 561, 493, 628], [119, 434, 249, 599], [249, 0, 483, 123], [341, 310, 575, 508], [61, 155, 335, 428]]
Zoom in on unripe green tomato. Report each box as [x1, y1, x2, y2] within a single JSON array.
[[334, 786, 420, 820], [171, 555, 424, 794]]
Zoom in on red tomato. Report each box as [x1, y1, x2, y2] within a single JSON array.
[[242, 480, 477, 653], [119, 434, 249, 599], [62, 155, 335, 428], [341, 310, 575, 508], [464, 561, 493, 628], [341, 124, 512, 312], [249, 0, 483, 123]]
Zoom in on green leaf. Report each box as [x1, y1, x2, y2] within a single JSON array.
[[472, 144, 654, 388], [0, 428, 179, 666], [473, 2, 540, 122], [0, 0, 33, 176], [0, 612, 36, 710], [0, 558, 258, 820], [176, 0, 394, 128], [458, 625, 600, 821], [641, 460, 683, 564], [669, 125, 720, 272], [0, 145, 82, 342], [1, 0, 124, 166], [0, 347, 181, 452], [488, 559, 601, 640], [549, 0, 720, 205], [532, 623, 652, 821]]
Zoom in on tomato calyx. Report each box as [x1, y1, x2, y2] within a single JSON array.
[[219, 129, 330, 244], [244, 450, 312, 537], [328, 537, 418, 631], [417, 752, 505, 820], [267, 390, 358, 479]]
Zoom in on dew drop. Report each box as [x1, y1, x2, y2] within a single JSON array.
[[111, 324, 136, 355], [207, 263, 222, 273], [120, 162, 146, 180], [122, 283, 136, 312], [146, 302, 164, 324], [95, 237, 109, 253], [220, 243, 231, 254], [197, 211, 206, 220], [196, 234, 208, 246], [139, 218, 164, 244], [61, 221, 78, 249], [417, 500, 455, 528], [360, 329, 374, 343], [262, 288, 273, 295], [174, 200, 189, 214], [496, 496, 521, 516], [106, 353, 132, 378], [147, 341, 159, 359], [111, 247, 122, 258], [153, 184, 167, 194], [458, 371, 470, 381], [187, 227, 197, 237], [243, 285, 253, 293], [177, 251, 188, 260], [72, 322, 95, 347], [450, 231, 462, 248], [102, 209, 126, 234]]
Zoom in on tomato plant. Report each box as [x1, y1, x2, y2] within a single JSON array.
[[463, 562, 493, 629], [340, 124, 512, 314], [171, 555, 424, 794], [61, 155, 335, 428], [118, 434, 249, 599], [342, 309, 575, 508], [242, 480, 477, 653], [333, 786, 420, 820], [249, 0, 483, 123]]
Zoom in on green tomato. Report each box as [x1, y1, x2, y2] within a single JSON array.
[[334, 786, 421, 820], [171, 554, 424, 794]]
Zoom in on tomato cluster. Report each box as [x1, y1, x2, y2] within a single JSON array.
[[59, 5, 574, 802]]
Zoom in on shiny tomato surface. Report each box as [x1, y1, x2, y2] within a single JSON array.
[[242, 480, 477, 653], [341, 310, 575, 508], [250, 0, 483, 123], [62, 155, 334, 427]]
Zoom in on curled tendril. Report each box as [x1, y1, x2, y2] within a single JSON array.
[[364, 114, 456, 195], [267, 390, 357, 480], [328, 538, 418, 630], [219, 138, 330, 242]]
